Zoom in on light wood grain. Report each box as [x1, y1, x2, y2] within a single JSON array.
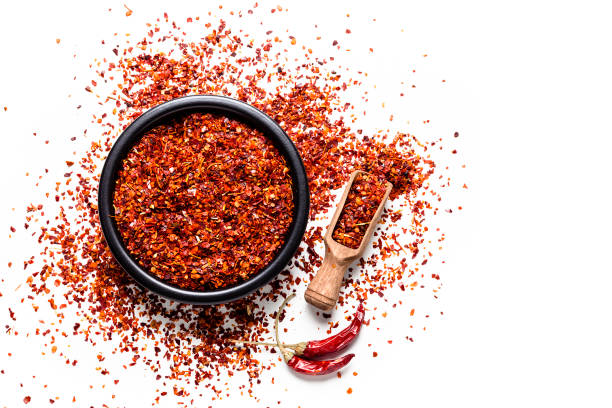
[[305, 170, 393, 311]]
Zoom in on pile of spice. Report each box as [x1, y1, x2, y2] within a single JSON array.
[[1, 6, 460, 406], [332, 173, 388, 249], [113, 113, 294, 290]]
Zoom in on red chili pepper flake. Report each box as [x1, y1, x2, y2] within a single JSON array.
[[332, 173, 387, 249], [56, 38, 61, 44], [4, 7, 459, 404], [347, 387, 353, 394], [24, 396, 31, 404], [113, 113, 293, 290]]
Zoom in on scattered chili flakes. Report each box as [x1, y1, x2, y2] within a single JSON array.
[[2, 6, 460, 406]]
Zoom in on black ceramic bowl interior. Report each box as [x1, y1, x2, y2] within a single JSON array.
[[98, 95, 309, 305]]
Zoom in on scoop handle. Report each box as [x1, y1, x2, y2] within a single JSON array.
[[304, 250, 348, 311]]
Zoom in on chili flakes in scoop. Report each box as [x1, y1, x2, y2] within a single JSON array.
[[332, 173, 388, 249]]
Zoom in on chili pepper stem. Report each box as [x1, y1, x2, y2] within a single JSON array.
[[275, 294, 296, 363], [229, 339, 305, 349]]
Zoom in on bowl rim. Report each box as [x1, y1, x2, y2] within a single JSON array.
[[98, 95, 309, 304]]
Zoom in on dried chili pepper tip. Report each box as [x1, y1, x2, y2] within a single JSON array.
[[297, 302, 365, 358]]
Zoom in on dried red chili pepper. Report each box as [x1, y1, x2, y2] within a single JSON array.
[[295, 302, 364, 358], [232, 302, 365, 358], [274, 295, 356, 376], [285, 353, 355, 376]]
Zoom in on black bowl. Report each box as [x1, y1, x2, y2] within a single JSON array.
[[98, 95, 309, 304]]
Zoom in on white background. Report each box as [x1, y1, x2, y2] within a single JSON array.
[[1, 0, 612, 407]]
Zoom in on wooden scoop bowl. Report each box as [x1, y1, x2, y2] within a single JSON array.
[[304, 170, 392, 311]]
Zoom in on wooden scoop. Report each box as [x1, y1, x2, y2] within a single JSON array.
[[304, 170, 392, 311]]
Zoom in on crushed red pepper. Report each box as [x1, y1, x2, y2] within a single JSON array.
[[332, 173, 388, 249], [1, 7, 458, 406], [113, 113, 294, 290]]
